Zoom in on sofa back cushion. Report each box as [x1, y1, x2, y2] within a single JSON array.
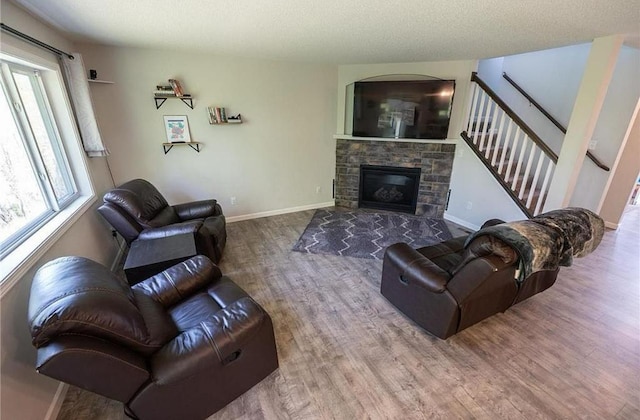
[[454, 235, 517, 275], [29, 257, 169, 355], [103, 179, 179, 228]]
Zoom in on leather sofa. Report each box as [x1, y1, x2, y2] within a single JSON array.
[[381, 208, 604, 339], [28, 255, 278, 420], [381, 220, 558, 339], [98, 179, 226, 263]]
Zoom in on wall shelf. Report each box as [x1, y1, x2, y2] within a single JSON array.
[[88, 79, 114, 84], [155, 96, 193, 110], [162, 142, 201, 154], [210, 120, 243, 125]]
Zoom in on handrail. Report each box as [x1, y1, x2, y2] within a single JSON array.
[[502, 72, 566, 133], [471, 72, 558, 163], [501, 72, 610, 172], [585, 151, 610, 171], [460, 131, 533, 218]]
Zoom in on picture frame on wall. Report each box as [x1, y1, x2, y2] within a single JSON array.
[[163, 115, 192, 143]]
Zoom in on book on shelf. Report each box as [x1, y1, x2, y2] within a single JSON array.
[[219, 107, 226, 122], [154, 90, 177, 96], [214, 107, 224, 123], [207, 107, 218, 124], [168, 78, 185, 97]]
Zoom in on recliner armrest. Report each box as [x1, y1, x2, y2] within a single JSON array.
[[151, 297, 266, 385], [132, 256, 222, 307], [137, 220, 203, 240], [173, 200, 219, 220], [384, 243, 450, 293]]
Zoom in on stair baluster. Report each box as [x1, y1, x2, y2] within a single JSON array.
[[461, 72, 559, 217]]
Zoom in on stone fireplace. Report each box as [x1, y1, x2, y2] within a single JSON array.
[[335, 139, 455, 217]]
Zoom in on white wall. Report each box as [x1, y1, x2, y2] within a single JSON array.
[[570, 45, 640, 210], [477, 43, 592, 155], [77, 44, 338, 218], [446, 140, 527, 230], [1, 1, 119, 419], [599, 100, 640, 227]]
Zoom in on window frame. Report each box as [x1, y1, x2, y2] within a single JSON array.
[[0, 46, 97, 295], [0, 59, 79, 259]]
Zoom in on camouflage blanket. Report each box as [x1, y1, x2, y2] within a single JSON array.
[[465, 208, 605, 282]]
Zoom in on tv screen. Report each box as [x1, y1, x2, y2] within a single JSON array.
[[352, 80, 455, 139]]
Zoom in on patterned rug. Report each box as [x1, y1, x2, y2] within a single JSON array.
[[292, 208, 453, 260]]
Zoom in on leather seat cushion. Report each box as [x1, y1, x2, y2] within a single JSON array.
[[417, 236, 467, 275], [169, 277, 249, 331]]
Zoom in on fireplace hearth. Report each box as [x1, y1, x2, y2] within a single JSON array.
[[359, 165, 421, 214]]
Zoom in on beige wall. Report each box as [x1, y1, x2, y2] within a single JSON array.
[[77, 44, 338, 217], [600, 99, 640, 226], [1, 1, 118, 419]]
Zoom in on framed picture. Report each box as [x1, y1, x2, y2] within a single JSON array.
[[163, 115, 192, 143]]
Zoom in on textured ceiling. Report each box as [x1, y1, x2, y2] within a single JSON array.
[[10, 0, 640, 63]]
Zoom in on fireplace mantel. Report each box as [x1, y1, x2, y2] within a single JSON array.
[[333, 134, 457, 145]]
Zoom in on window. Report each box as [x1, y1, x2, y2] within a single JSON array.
[[0, 60, 78, 258]]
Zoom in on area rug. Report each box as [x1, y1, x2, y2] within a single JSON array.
[[292, 208, 453, 260]]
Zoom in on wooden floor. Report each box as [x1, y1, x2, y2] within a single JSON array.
[[58, 207, 640, 419]]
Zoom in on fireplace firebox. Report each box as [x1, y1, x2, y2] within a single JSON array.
[[358, 165, 421, 214]]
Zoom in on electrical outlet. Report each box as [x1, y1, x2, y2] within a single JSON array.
[[316, 186, 322, 194], [589, 140, 598, 150], [230, 197, 237, 205], [466, 201, 473, 210]]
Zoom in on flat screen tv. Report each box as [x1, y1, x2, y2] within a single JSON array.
[[352, 80, 455, 139]]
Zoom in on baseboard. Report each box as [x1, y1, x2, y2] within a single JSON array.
[[443, 213, 481, 232], [604, 221, 619, 229], [44, 383, 68, 420], [226, 201, 335, 223]]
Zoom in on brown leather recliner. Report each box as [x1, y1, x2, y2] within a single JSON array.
[[380, 220, 558, 339], [28, 255, 278, 420], [98, 179, 226, 263]]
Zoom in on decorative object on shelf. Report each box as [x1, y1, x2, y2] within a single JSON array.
[[227, 114, 242, 124], [208, 106, 242, 124], [154, 79, 193, 109], [86, 68, 114, 84], [163, 115, 192, 143], [162, 141, 201, 154]]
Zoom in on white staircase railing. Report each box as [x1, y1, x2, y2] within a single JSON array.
[[461, 73, 558, 217]]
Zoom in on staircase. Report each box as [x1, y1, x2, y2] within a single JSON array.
[[461, 73, 558, 217]]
